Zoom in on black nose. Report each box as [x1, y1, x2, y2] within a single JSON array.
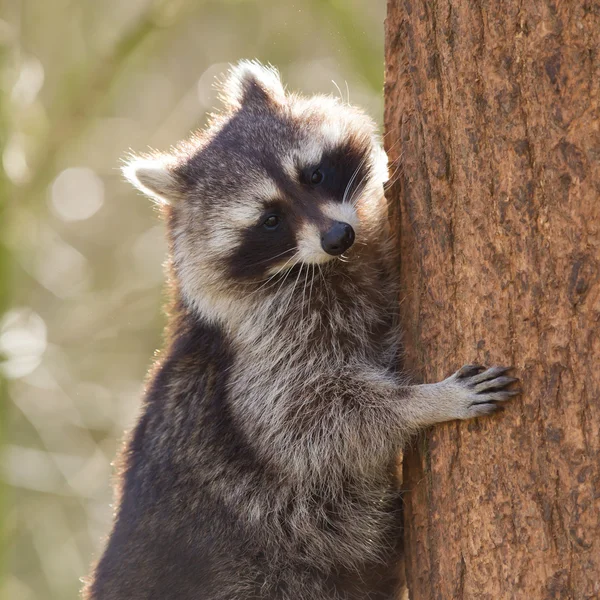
[[321, 222, 355, 256]]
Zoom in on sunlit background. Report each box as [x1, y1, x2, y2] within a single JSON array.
[[0, 0, 384, 598]]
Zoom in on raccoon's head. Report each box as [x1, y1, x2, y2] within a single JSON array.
[[123, 61, 389, 324]]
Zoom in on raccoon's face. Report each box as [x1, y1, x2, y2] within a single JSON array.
[[124, 61, 389, 321]]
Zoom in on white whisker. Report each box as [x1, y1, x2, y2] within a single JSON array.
[[348, 160, 378, 208], [300, 262, 311, 322], [331, 80, 344, 104], [271, 254, 301, 301], [246, 252, 298, 297], [282, 263, 304, 317], [248, 247, 296, 268], [343, 150, 371, 205], [307, 263, 315, 320], [317, 263, 331, 309]]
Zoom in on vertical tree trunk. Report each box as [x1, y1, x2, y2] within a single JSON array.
[[384, 1, 600, 598]]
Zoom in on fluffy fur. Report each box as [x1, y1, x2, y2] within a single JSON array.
[[84, 61, 518, 600]]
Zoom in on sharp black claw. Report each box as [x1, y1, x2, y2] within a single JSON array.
[[456, 364, 485, 378], [487, 389, 521, 401], [475, 376, 520, 392]]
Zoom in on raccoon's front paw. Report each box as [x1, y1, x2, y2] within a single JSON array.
[[449, 364, 520, 419]]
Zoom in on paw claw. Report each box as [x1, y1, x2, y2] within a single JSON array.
[[456, 364, 485, 379], [467, 365, 513, 385], [473, 389, 520, 403], [437, 364, 521, 422], [445, 364, 521, 421], [474, 376, 519, 393]]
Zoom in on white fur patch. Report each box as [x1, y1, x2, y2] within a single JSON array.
[[227, 204, 263, 227], [321, 202, 360, 232], [296, 222, 331, 265], [281, 142, 323, 181], [228, 179, 281, 227], [122, 156, 179, 205], [319, 119, 345, 150], [252, 178, 281, 203], [371, 144, 389, 185]]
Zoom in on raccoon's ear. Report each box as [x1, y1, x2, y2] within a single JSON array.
[[122, 156, 182, 205], [221, 60, 286, 110]]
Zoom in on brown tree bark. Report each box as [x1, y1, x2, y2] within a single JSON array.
[[384, 1, 600, 598]]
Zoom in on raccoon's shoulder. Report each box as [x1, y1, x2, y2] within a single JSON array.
[[123, 306, 234, 475], [151, 305, 232, 404]]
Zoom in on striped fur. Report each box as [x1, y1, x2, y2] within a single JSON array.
[[84, 61, 518, 600]]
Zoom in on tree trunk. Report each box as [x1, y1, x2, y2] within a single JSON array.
[[384, 1, 600, 598]]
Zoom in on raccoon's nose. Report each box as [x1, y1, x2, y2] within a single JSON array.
[[321, 222, 355, 256]]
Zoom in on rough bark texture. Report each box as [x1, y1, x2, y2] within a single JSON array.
[[384, 1, 600, 598]]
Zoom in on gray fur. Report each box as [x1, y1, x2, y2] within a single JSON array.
[[85, 61, 519, 600]]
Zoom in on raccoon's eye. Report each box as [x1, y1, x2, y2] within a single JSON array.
[[263, 215, 281, 230], [310, 169, 324, 185]]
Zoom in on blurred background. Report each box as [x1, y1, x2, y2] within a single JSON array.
[[0, 0, 384, 597]]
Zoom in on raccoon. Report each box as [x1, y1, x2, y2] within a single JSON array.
[[83, 61, 519, 600]]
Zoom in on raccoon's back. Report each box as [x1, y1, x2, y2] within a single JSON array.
[[85, 313, 272, 599]]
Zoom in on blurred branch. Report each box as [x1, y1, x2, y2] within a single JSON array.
[[14, 0, 189, 206], [0, 36, 10, 598]]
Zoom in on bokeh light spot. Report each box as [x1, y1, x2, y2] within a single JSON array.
[[0, 308, 47, 379], [50, 167, 105, 222]]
